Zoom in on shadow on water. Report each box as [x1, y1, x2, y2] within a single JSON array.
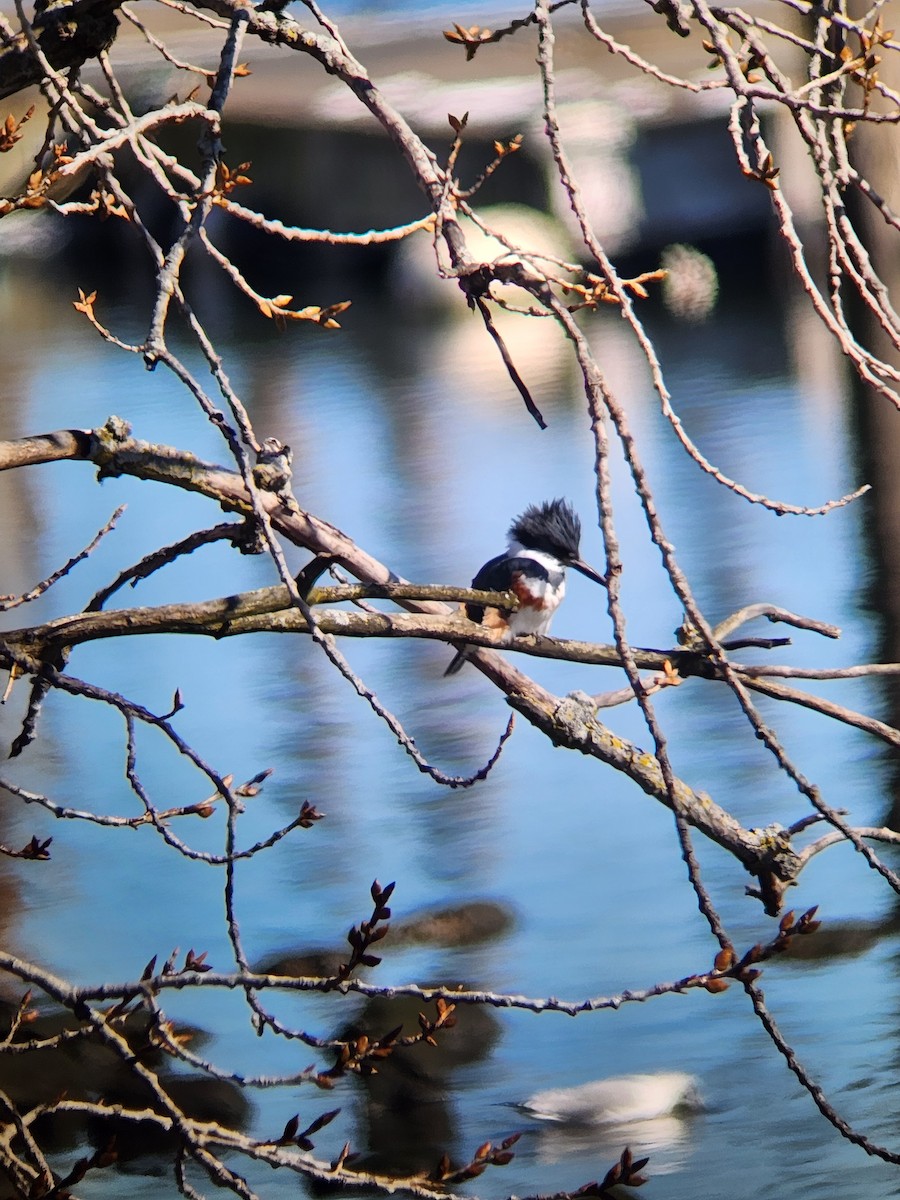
[[258, 901, 513, 1177], [0, 997, 249, 1171]]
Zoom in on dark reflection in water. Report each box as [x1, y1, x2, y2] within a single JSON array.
[[0, 223, 899, 1200], [259, 901, 513, 1176], [342, 990, 502, 1176], [0, 997, 249, 1169]]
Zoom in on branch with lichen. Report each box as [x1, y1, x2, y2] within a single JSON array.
[[4, 422, 893, 908]]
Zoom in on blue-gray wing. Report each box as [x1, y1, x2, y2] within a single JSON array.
[[467, 555, 549, 623], [445, 554, 550, 677]]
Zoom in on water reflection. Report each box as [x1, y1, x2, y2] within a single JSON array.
[[0, 997, 250, 1162], [516, 1072, 702, 1174], [518, 1072, 702, 1124], [0, 238, 897, 1199], [527, 1114, 696, 1175], [345, 990, 502, 1176]]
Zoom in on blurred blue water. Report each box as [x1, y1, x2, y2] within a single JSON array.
[[0, 251, 896, 1198]]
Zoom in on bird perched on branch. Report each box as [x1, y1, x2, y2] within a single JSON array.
[[444, 497, 606, 675]]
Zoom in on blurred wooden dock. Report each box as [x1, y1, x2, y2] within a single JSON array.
[[0, 2, 814, 258]]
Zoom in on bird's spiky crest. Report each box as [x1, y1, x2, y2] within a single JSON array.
[[509, 498, 581, 561]]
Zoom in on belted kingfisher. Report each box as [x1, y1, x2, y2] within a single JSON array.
[[444, 497, 606, 675]]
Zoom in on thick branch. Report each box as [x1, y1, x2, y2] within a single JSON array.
[[502, 691, 800, 914], [0, 582, 669, 668], [0, 428, 94, 469], [0, 421, 809, 907]]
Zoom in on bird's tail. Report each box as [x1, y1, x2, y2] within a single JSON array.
[[443, 646, 471, 676]]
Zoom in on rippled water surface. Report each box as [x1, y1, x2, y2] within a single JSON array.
[[0, 239, 896, 1200]]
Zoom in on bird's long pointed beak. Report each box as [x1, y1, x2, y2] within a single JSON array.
[[571, 558, 607, 586]]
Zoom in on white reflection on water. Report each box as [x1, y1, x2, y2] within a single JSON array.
[[518, 1071, 702, 1174], [529, 1114, 696, 1174]]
